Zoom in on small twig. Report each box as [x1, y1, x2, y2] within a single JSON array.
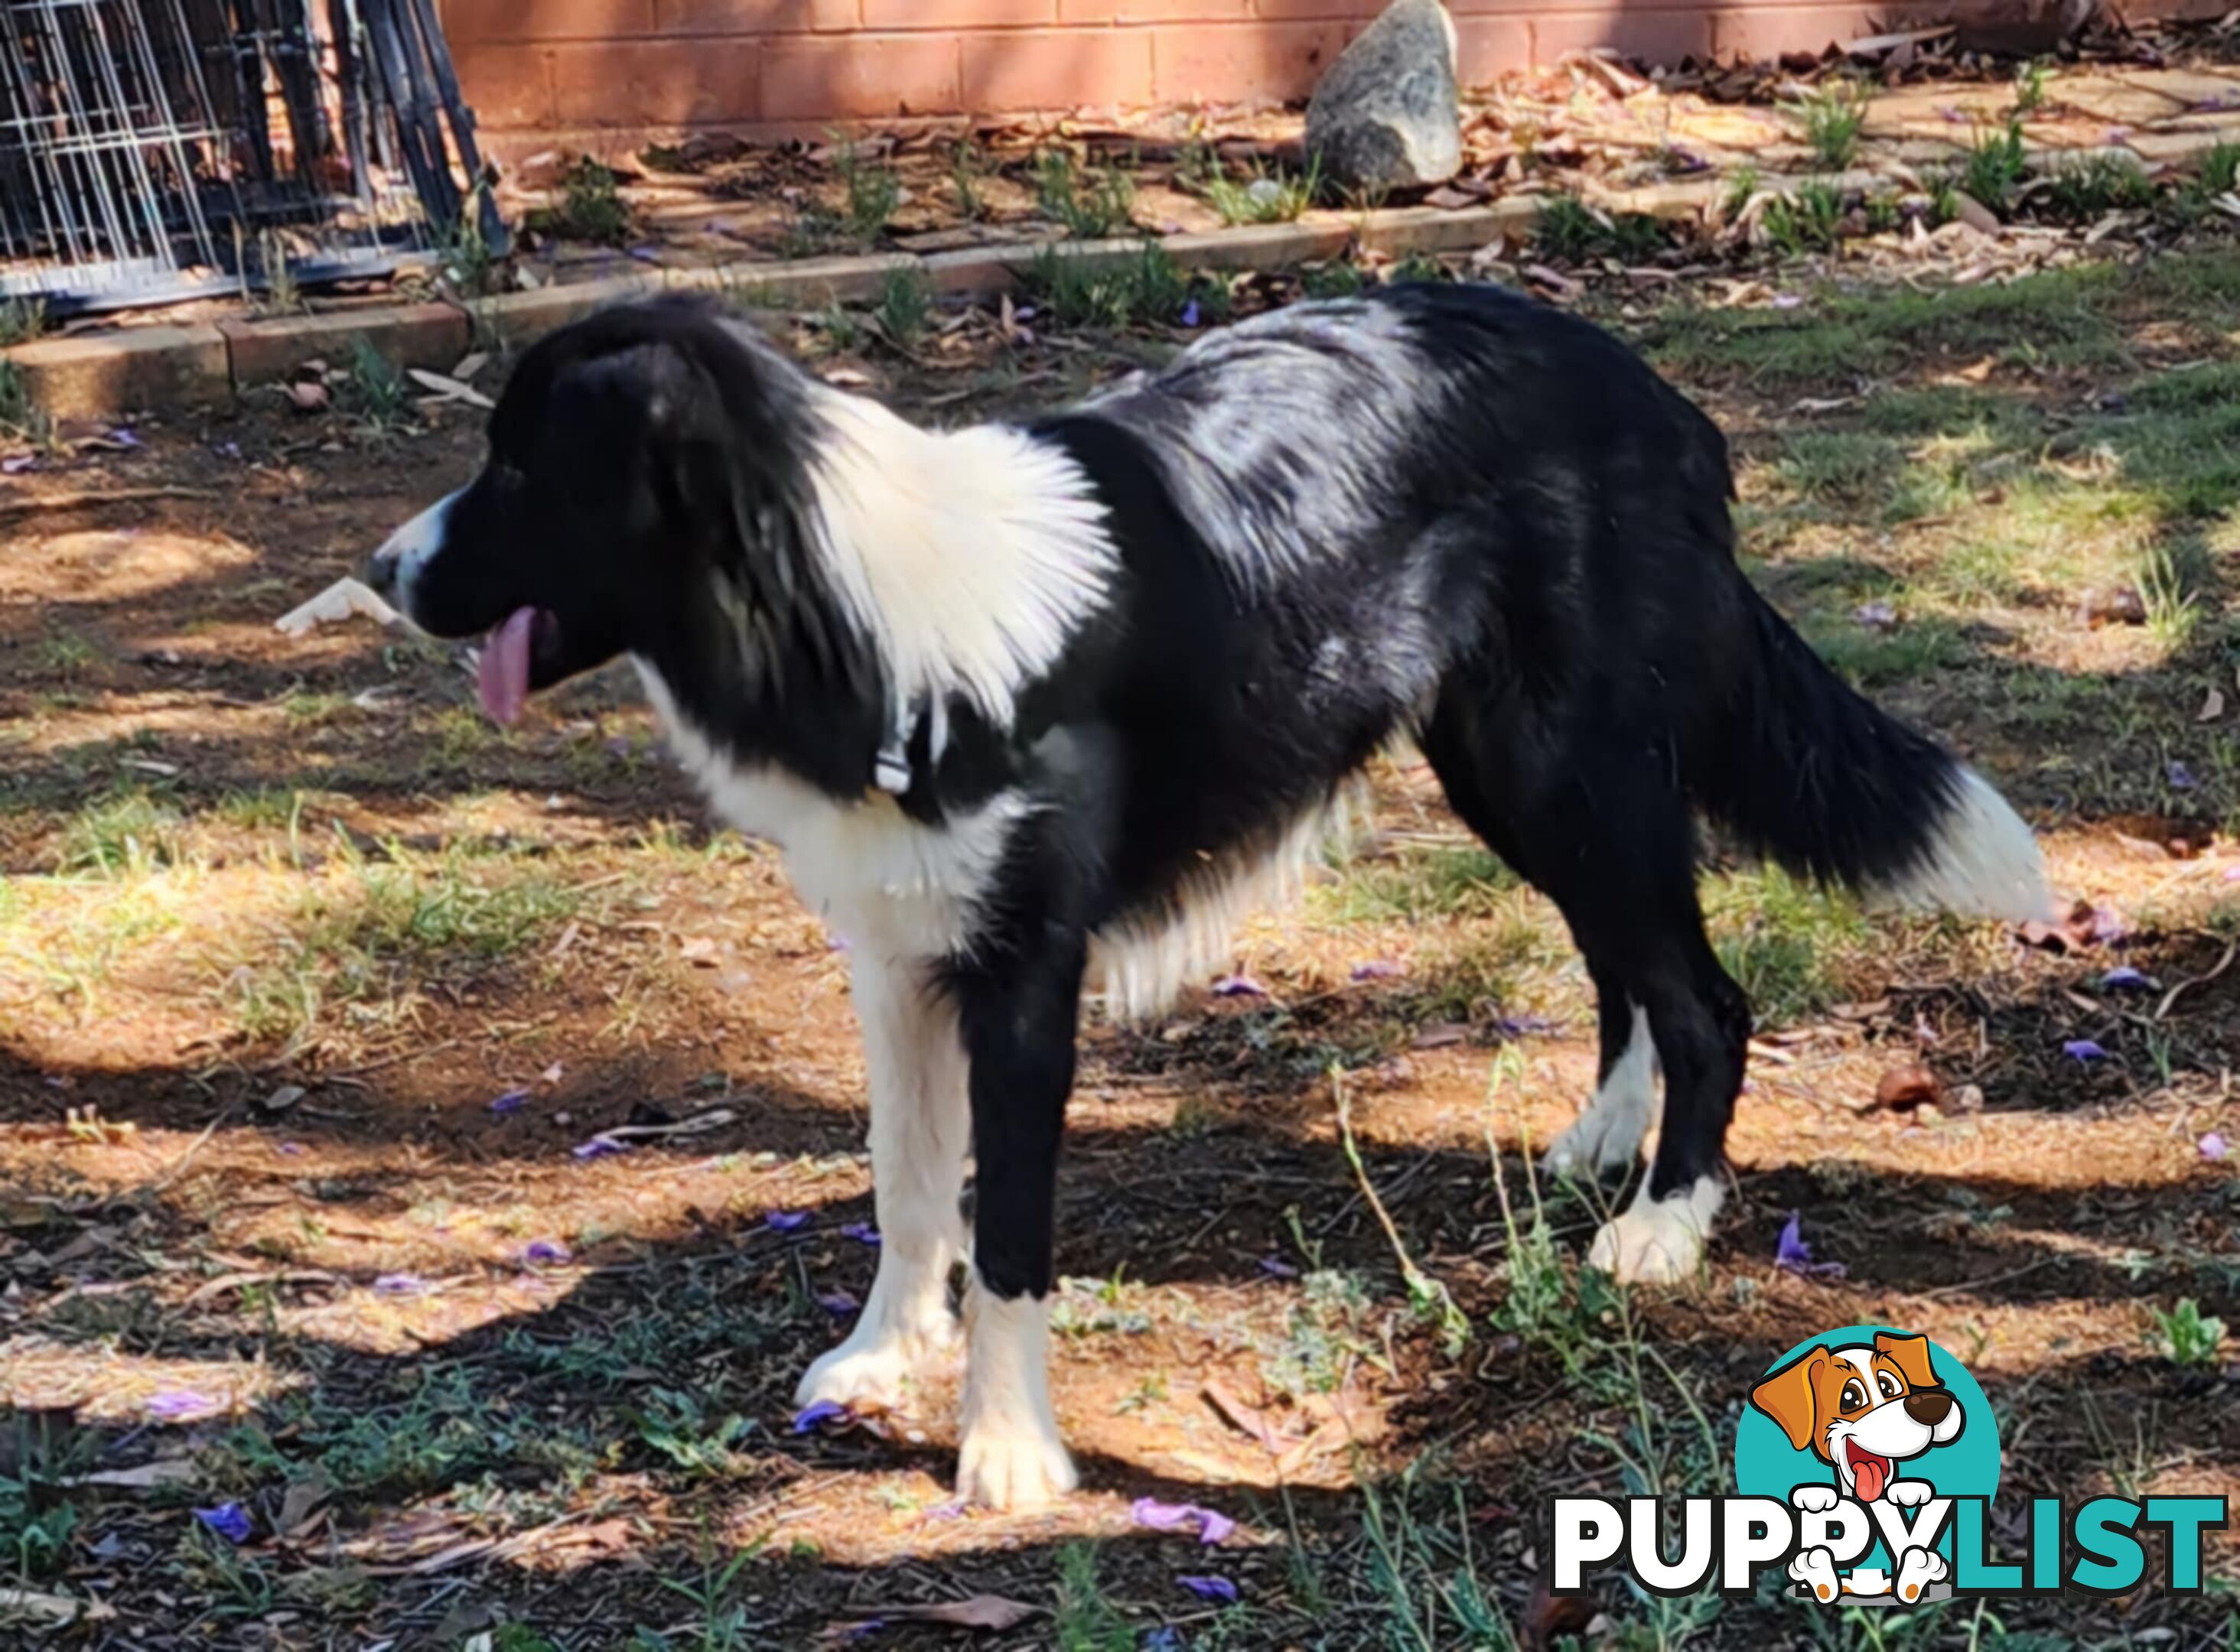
[[0, 486, 219, 517], [146, 1102, 238, 1193], [2155, 938, 2238, 1021]]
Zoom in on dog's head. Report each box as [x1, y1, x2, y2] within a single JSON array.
[[366, 298, 861, 725], [1750, 1333, 1964, 1502]]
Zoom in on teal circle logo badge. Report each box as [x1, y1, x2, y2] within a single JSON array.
[[1734, 1325, 1999, 1605]]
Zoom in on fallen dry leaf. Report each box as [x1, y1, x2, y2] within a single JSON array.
[[60, 1459, 198, 1491], [2200, 686, 2225, 722], [0, 1587, 116, 1627], [1869, 1064, 1943, 1113]]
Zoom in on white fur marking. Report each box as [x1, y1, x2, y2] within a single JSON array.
[[1878, 766, 2053, 924], [956, 1286, 1076, 1511], [1587, 1173, 1724, 1284], [373, 487, 460, 620], [806, 389, 1115, 726], [1087, 792, 1358, 1022], [637, 663, 1024, 961], [796, 955, 969, 1411], [1546, 1006, 1657, 1175]]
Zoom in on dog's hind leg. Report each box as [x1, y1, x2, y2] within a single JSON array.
[[796, 954, 969, 1412], [1419, 698, 1658, 1177], [1422, 688, 1743, 1283]]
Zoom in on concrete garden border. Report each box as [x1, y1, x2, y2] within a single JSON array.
[[3, 197, 1584, 422]]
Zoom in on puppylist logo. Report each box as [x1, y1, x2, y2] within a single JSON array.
[[1554, 1325, 2229, 1605]]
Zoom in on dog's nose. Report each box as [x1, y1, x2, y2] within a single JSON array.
[[1903, 1390, 1953, 1426]]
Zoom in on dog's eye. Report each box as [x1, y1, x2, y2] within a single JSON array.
[[1840, 1380, 1868, 1410], [1877, 1371, 1902, 1399]]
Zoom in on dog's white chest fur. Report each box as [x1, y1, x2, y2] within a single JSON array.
[[636, 662, 1022, 960]]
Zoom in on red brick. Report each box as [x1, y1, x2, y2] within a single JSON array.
[[761, 34, 961, 120], [1057, 0, 1249, 18], [551, 39, 760, 125], [867, 0, 1055, 24], [961, 28, 1153, 111], [1253, 0, 1376, 18], [1453, 15, 1529, 84], [1707, 5, 1874, 60], [656, 0, 858, 31], [443, 0, 655, 44], [1531, 9, 1713, 65], [1151, 19, 1346, 102], [451, 43, 555, 129]]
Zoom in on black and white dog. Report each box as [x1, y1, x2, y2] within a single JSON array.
[[367, 287, 2050, 1509]]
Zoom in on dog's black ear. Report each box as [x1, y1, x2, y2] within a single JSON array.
[[1874, 1332, 1939, 1391], [1750, 1348, 1827, 1452]]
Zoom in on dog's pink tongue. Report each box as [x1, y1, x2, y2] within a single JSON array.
[[477, 606, 537, 727], [1854, 1455, 1887, 1503]]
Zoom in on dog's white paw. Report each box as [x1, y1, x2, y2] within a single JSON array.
[[794, 1318, 958, 1412], [1789, 1546, 1841, 1604], [1546, 1105, 1647, 1177], [1587, 1174, 1721, 1284], [1790, 1484, 1841, 1514], [956, 1409, 1078, 1512], [1886, 1479, 1936, 1509], [1895, 1547, 1947, 1603]]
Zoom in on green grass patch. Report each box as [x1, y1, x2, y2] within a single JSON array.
[[1034, 148, 1136, 239], [1319, 841, 1517, 924], [1202, 158, 1320, 226], [1704, 866, 1871, 1026], [1783, 81, 1870, 170]]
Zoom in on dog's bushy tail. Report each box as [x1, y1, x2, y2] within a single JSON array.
[[1696, 585, 2053, 924]]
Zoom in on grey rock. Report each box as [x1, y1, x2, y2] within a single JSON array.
[[1305, 0, 1461, 190]]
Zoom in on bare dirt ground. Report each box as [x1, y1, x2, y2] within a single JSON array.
[[3, 249, 2237, 1650]]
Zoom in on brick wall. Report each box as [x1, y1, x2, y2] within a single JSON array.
[[439, 0, 2223, 151]]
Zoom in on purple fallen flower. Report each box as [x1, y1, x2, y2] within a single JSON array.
[[488, 1088, 529, 1114], [194, 1503, 252, 1544], [839, 1221, 881, 1246], [2170, 761, 2197, 791], [1774, 1211, 1846, 1280], [523, 1239, 571, 1266], [627, 245, 662, 263], [275, 1140, 305, 1156], [817, 1289, 859, 1316], [1, 454, 37, 474], [1350, 960, 1403, 982], [572, 1134, 628, 1160], [791, 1399, 851, 1434], [766, 1210, 811, 1233], [109, 427, 142, 448], [1180, 298, 1203, 328], [2063, 1039, 2109, 1062], [1144, 1632, 1184, 1652], [1177, 1575, 1240, 1603], [1258, 1256, 1300, 1279], [1131, 1497, 1236, 1544], [923, 1499, 966, 1520], [2201, 1131, 2229, 1162], [2102, 966, 2153, 991], [1211, 974, 1266, 999], [148, 1390, 217, 1419], [373, 1273, 427, 1296]]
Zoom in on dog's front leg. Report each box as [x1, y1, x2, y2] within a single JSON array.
[[796, 954, 969, 1411], [946, 889, 1089, 1512]]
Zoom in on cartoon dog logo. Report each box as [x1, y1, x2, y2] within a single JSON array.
[[1750, 1332, 1965, 1604]]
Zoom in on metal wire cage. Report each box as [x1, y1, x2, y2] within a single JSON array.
[[0, 0, 501, 315]]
